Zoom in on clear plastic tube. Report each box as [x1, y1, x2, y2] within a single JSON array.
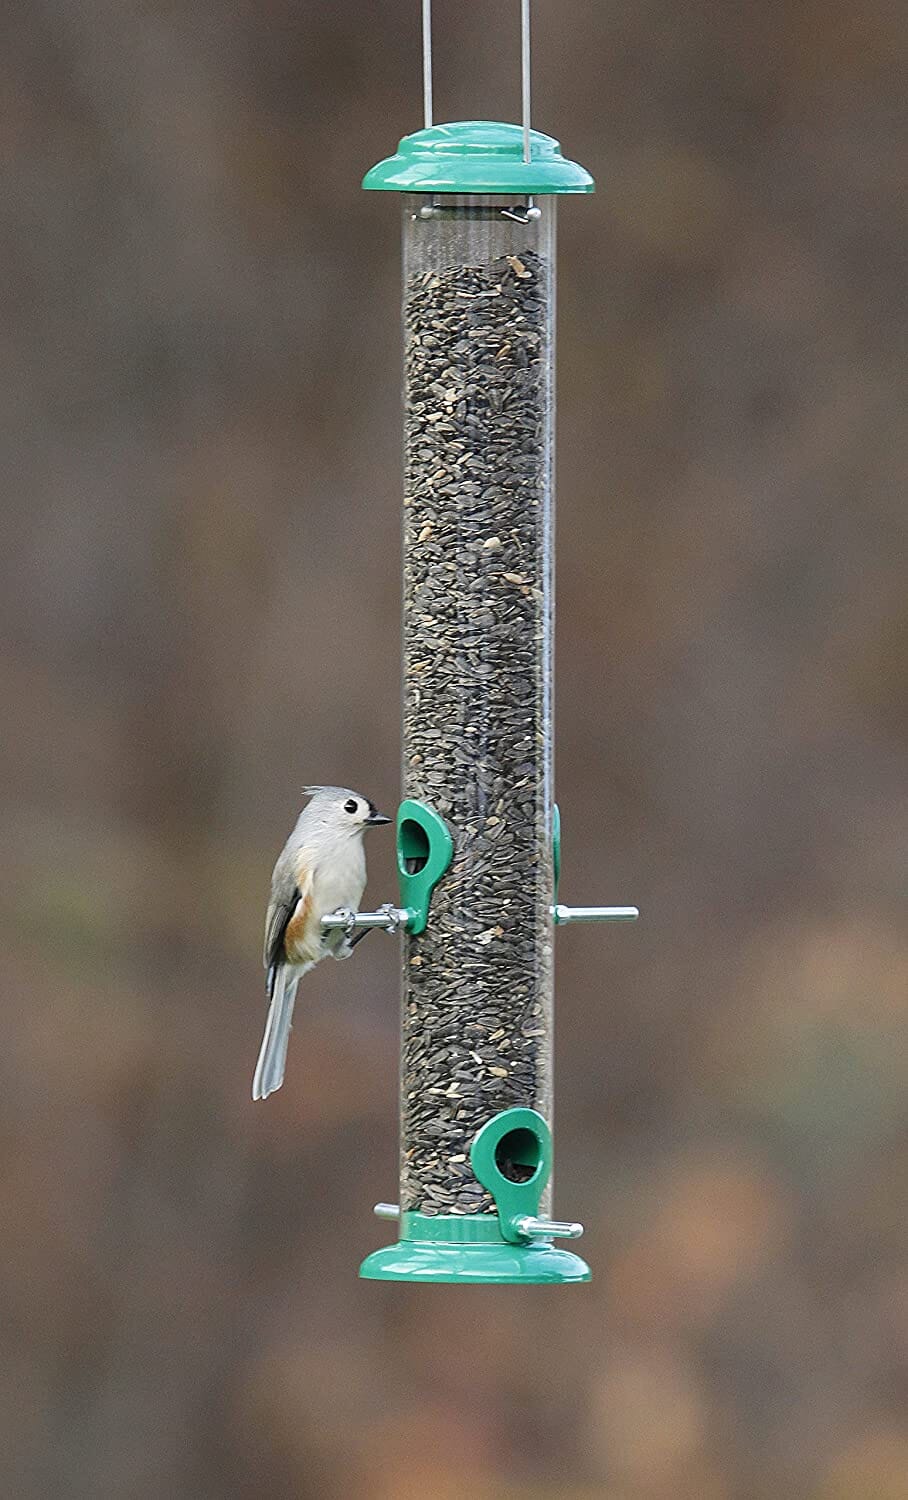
[[399, 196, 556, 1216]]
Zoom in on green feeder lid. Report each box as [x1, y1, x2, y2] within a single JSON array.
[[363, 120, 594, 195]]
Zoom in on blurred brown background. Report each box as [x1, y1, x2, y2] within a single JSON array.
[[1, 2, 906, 1497]]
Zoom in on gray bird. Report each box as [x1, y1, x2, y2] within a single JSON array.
[[253, 786, 391, 1100]]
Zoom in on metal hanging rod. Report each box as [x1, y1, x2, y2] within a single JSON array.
[[421, 1, 533, 163], [421, 0, 433, 129], [520, 0, 531, 165]]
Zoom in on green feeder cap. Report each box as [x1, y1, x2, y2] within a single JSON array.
[[363, 120, 594, 196]]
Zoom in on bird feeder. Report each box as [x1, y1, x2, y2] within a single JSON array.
[[326, 4, 637, 1284]]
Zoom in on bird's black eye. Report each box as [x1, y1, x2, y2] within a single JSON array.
[[344, 798, 358, 815]]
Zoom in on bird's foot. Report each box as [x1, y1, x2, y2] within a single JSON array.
[[333, 906, 357, 940]]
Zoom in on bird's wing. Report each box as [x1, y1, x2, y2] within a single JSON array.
[[263, 861, 314, 977]]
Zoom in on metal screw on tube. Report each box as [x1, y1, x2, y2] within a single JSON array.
[[373, 1203, 401, 1221]]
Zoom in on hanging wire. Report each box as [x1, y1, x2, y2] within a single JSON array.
[[422, 0, 433, 128], [521, 0, 532, 162]]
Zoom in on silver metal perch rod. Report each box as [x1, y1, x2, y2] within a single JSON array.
[[321, 904, 410, 933], [373, 1203, 584, 1240], [323, 903, 639, 933], [553, 904, 640, 923], [514, 1215, 584, 1240]]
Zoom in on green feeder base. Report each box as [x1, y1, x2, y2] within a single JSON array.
[[360, 1211, 590, 1285]]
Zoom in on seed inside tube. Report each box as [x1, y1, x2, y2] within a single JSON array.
[[401, 228, 554, 1217]]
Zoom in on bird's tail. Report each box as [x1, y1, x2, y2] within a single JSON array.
[[252, 963, 307, 1100]]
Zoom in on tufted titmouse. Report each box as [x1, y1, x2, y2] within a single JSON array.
[[253, 785, 391, 1100]]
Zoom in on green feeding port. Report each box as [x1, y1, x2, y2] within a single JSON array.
[[471, 1107, 552, 1243], [395, 799, 453, 934]]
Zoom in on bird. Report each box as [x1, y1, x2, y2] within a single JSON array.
[[253, 785, 391, 1100]]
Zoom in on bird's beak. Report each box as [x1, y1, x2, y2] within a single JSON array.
[[366, 810, 392, 826]]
